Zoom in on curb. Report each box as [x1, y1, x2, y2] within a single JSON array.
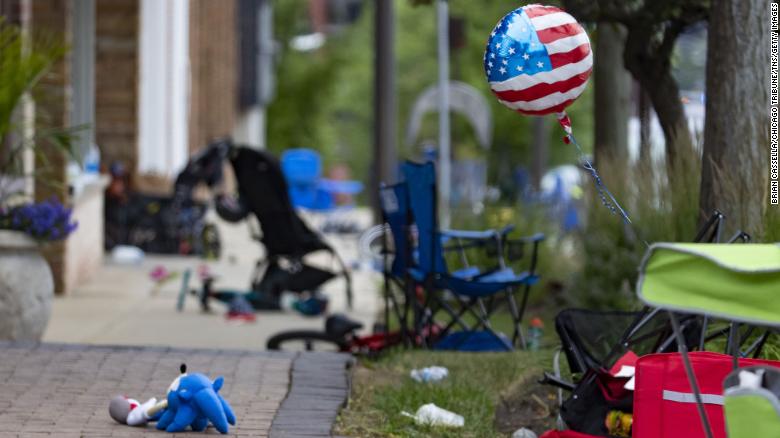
[[270, 352, 355, 437]]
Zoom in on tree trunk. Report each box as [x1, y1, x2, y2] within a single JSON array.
[[594, 23, 631, 168], [699, 0, 769, 235], [623, 24, 695, 180], [644, 70, 694, 172], [638, 85, 652, 163]]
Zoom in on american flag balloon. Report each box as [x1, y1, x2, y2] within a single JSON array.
[[484, 4, 592, 128]]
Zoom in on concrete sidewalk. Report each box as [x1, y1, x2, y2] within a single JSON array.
[[43, 210, 380, 351], [0, 342, 353, 437]]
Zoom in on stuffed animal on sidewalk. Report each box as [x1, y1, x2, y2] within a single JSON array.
[[156, 364, 237, 434], [108, 395, 164, 426], [108, 363, 236, 434]]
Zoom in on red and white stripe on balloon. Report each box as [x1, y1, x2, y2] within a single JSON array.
[[484, 4, 592, 117]]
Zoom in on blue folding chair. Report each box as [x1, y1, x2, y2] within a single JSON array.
[[401, 160, 544, 351], [378, 183, 414, 345], [379, 181, 519, 348]]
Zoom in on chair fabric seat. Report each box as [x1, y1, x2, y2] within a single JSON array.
[[410, 265, 487, 282], [408, 267, 538, 297], [638, 243, 780, 326], [441, 270, 538, 298], [433, 330, 513, 351]]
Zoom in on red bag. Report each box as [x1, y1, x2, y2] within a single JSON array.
[[632, 352, 780, 438]]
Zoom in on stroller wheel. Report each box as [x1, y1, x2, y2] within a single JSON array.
[[266, 330, 346, 352]]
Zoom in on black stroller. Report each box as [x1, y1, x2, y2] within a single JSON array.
[[182, 139, 353, 311]]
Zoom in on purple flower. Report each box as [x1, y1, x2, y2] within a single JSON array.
[[2, 197, 78, 242]]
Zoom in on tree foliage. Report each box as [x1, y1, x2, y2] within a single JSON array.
[[563, 0, 709, 175], [267, 0, 594, 194], [0, 18, 74, 204]]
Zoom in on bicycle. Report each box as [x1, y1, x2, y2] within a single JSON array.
[[266, 313, 439, 355]]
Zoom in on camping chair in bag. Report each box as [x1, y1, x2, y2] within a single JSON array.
[[541, 211, 753, 436], [722, 365, 780, 438], [635, 243, 780, 438], [401, 160, 544, 351]]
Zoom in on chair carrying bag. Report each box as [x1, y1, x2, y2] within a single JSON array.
[[632, 351, 780, 438]]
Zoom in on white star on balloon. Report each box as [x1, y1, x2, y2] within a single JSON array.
[[537, 61, 544, 68], [508, 47, 515, 55], [499, 67, 507, 74], [522, 53, 530, 60]]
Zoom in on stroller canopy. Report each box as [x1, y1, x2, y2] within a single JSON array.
[[229, 147, 331, 257], [637, 243, 780, 326]]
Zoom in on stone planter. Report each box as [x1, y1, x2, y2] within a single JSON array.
[[0, 230, 54, 341]]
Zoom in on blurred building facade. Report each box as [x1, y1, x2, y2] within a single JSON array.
[[0, 0, 268, 294]]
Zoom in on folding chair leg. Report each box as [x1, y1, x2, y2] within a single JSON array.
[[411, 281, 428, 348], [419, 284, 433, 348], [669, 311, 715, 438], [698, 315, 709, 351], [728, 323, 740, 369], [749, 330, 772, 358], [454, 298, 512, 351], [477, 299, 492, 330], [515, 283, 533, 348], [505, 287, 525, 349], [439, 298, 474, 335], [402, 279, 414, 347]]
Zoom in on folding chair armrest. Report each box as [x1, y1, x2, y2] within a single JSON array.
[[440, 229, 496, 240], [440, 224, 516, 241], [502, 233, 544, 272], [508, 232, 545, 243]]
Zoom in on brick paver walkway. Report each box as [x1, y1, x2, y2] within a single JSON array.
[[0, 343, 351, 437]]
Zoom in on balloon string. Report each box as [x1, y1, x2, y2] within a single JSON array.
[[565, 131, 633, 225], [554, 111, 647, 245]]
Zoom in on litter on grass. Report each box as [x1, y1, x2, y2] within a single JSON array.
[[401, 403, 464, 427], [410, 366, 448, 383], [512, 427, 538, 438]]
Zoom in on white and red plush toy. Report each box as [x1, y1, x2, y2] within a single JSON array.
[[108, 395, 164, 426]]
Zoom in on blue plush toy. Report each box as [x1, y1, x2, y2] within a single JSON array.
[[156, 364, 237, 434]]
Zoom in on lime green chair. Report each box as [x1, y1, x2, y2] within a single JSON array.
[[723, 366, 780, 438], [638, 243, 780, 326], [636, 243, 780, 438]]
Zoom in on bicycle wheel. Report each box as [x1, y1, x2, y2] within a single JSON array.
[[266, 330, 345, 352]]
